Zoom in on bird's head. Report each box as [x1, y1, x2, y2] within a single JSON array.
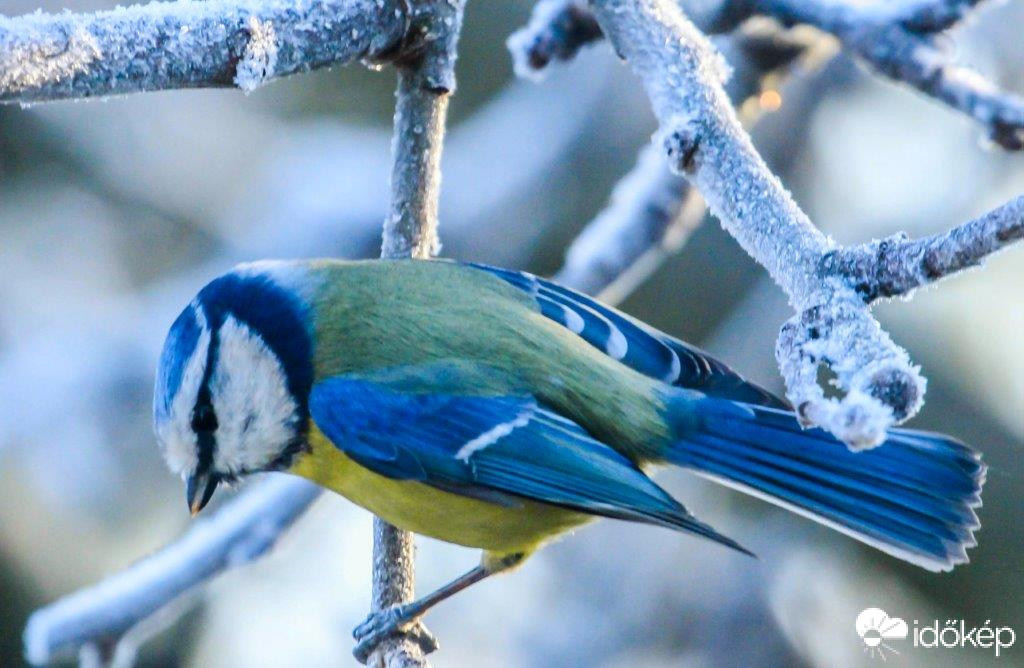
[[153, 263, 314, 515]]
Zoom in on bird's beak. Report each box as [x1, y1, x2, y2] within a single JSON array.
[[186, 469, 219, 517]]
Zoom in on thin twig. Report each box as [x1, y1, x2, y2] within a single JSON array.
[[366, 522, 429, 667], [0, 0, 409, 103], [823, 194, 1024, 303], [381, 6, 463, 260], [750, 0, 1024, 149], [371, 1, 466, 666]]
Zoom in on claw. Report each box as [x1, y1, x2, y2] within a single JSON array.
[[406, 623, 439, 654], [352, 606, 438, 664]]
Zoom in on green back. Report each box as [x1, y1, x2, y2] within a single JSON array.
[[307, 259, 675, 459]]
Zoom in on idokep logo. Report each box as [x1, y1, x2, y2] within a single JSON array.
[[856, 608, 908, 660], [856, 607, 1017, 660], [913, 618, 1016, 657]]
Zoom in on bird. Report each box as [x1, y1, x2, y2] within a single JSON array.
[[153, 258, 985, 656]]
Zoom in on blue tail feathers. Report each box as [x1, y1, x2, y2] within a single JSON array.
[[666, 399, 986, 572]]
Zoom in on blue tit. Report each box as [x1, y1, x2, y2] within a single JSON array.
[[153, 258, 985, 649]]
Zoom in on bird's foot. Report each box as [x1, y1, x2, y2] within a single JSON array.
[[352, 606, 438, 664]]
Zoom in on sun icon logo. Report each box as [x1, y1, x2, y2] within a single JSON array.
[[856, 608, 908, 661]]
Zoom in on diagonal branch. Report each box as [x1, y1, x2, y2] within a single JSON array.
[[588, 0, 1023, 448], [0, 0, 410, 103], [515, 0, 1023, 149], [22, 476, 321, 666], [590, 0, 834, 321], [749, 0, 1024, 149], [555, 141, 703, 299], [556, 27, 820, 300]]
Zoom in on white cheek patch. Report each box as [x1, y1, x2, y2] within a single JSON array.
[[210, 315, 299, 475], [157, 308, 210, 478]]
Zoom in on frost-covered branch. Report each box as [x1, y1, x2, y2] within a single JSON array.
[[369, 2, 467, 666], [381, 0, 466, 260], [588, 0, 1023, 448], [556, 28, 818, 301], [0, 0, 409, 103], [823, 194, 1024, 303], [556, 142, 702, 298], [508, 0, 750, 79], [515, 0, 1022, 148], [22, 476, 320, 666], [591, 0, 837, 314], [507, 0, 602, 79], [749, 0, 1024, 149]]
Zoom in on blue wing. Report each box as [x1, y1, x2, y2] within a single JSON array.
[[466, 262, 788, 409], [310, 374, 749, 554]]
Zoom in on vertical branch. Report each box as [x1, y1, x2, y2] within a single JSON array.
[[373, 1, 466, 666], [380, 69, 448, 258], [369, 521, 425, 666], [381, 1, 465, 260]]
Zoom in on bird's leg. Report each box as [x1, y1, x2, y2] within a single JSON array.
[[352, 552, 525, 662]]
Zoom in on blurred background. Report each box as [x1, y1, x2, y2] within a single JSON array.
[[1, 0, 1022, 666]]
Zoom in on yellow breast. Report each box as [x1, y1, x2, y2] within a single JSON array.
[[288, 427, 592, 556]]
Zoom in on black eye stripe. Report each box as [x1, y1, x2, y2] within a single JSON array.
[[189, 306, 221, 473], [185, 271, 314, 477], [191, 402, 218, 433], [193, 391, 216, 473], [195, 272, 312, 431], [195, 428, 216, 473]]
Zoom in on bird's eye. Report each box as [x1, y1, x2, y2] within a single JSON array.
[[191, 403, 218, 433]]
